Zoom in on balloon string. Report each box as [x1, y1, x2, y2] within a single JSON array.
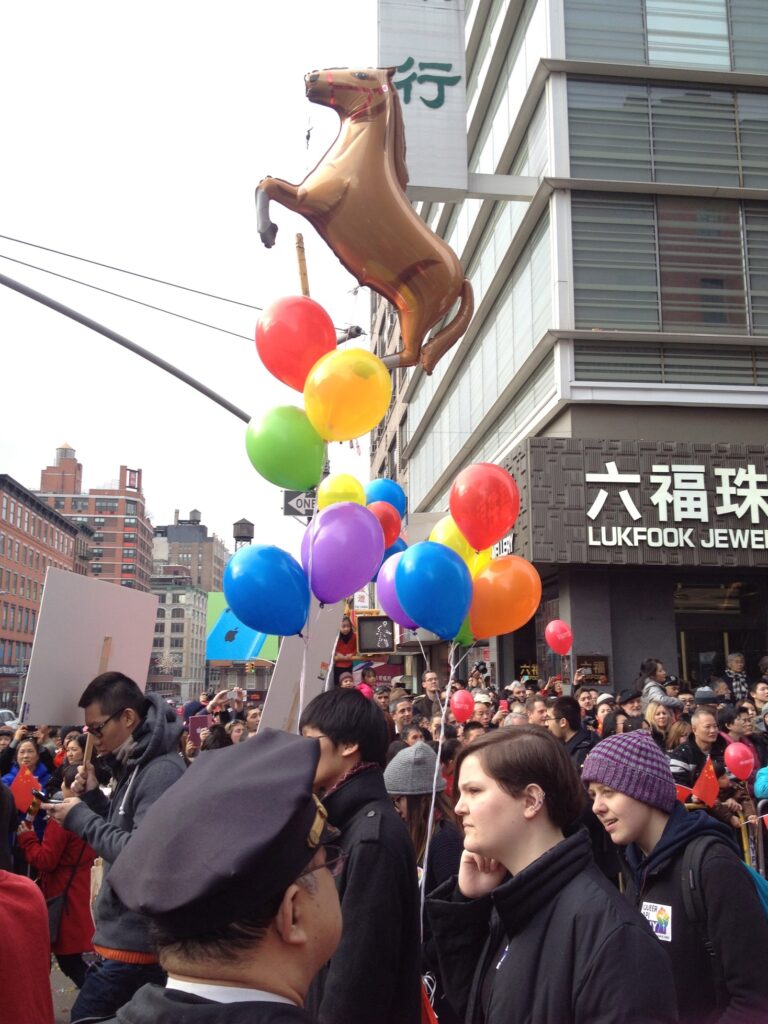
[[298, 512, 321, 731], [419, 640, 456, 943]]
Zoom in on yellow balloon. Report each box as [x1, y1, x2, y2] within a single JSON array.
[[304, 349, 392, 442], [317, 473, 366, 510], [429, 515, 474, 566], [470, 547, 493, 578]]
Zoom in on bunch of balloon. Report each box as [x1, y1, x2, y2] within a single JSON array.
[[248, 295, 393, 489], [365, 478, 409, 582]]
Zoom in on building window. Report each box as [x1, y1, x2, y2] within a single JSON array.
[[565, 0, 767, 72], [171, 623, 184, 633], [154, 622, 165, 633], [156, 608, 165, 619], [170, 638, 184, 648], [121, 564, 135, 574], [124, 517, 137, 525], [568, 80, 768, 189], [573, 193, 758, 333], [171, 608, 185, 619], [123, 548, 137, 558], [657, 196, 746, 332], [0, 495, 5, 520]]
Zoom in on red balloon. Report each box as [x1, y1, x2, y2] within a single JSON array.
[[255, 296, 336, 392], [367, 501, 401, 548], [545, 619, 573, 656], [449, 463, 520, 552], [724, 741, 754, 781], [450, 689, 475, 724]]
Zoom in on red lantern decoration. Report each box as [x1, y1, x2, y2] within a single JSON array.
[[724, 741, 754, 781], [545, 619, 573, 656], [255, 295, 336, 392], [450, 689, 475, 724], [449, 463, 520, 552], [367, 501, 402, 548]]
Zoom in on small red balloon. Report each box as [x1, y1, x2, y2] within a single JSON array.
[[449, 463, 520, 552], [724, 741, 754, 781], [451, 689, 475, 724], [255, 295, 336, 392], [545, 619, 573, 656], [367, 501, 401, 548]]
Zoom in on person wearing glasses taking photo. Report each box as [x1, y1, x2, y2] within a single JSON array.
[[43, 671, 186, 1023]]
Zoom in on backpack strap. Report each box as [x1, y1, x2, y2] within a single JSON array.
[[680, 834, 728, 1006]]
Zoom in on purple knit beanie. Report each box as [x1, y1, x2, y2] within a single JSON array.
[[581, 731, 676, 813]]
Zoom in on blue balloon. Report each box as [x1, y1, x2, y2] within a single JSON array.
[[372, 536, 408, 583], [224, 544, 309, 636], [365, 478, 407, 518], [395, 541, 472, 640]]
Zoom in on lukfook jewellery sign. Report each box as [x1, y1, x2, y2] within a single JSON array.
[[508, 439, 768, 568], [586, 461, 768, 550]]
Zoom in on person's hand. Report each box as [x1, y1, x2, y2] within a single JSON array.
[[198, 727, 210, 744], [209, 689, 229, 709], [42, 797, 81, 825], [16, 821, 33, 835], [13, 725, 28, 743], [491, 709, 508, 725], [723, 798, 741, 813], [457, 850, 506, 899], [72, 764, 98, 796]]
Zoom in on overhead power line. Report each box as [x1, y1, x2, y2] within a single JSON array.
[[0, 233, 366, 337]]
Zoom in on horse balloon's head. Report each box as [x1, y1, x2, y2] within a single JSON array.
[[305, 67, 392, 117]]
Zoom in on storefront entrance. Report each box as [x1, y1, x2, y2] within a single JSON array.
[[674, 580, 767, 686]]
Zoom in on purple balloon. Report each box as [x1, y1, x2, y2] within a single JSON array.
[[376, 552, 417, 628], [301, 502, 385, 604]]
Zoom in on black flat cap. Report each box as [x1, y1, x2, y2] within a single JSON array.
[[109, 728, 331, 938], [618, 688, 642, 705]]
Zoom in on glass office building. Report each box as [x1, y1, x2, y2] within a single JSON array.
[[371, 0, 768, 687]]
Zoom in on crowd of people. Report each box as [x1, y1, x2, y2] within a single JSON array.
[[2, 653, 768, 1023]]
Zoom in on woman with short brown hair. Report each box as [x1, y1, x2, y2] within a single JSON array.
[[426, 727, 677, 1024]]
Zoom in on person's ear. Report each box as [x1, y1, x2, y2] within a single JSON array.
[[340, 741, 360, 760], [522, 784, 546, 819], [123, 708, 141, 730], [274, 884, 308, 946]]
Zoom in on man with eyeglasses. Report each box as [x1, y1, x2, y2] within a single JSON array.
[[43, 671, 186, 1022], [99, 729, 343, 1022]]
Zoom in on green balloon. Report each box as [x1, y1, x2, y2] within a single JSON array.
[[454, 616, 474, 646], [245, 406, 324, 490]]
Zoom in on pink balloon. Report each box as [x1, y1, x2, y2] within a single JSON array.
[[451, 689, 475, 724], [724, 741, 754, 781], [545, 619, 573, 656]]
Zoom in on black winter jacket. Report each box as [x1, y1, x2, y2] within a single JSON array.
[[102, 983, 314, 1023], [427, 829, 677, 1024], [565, 727, 598, 771], [623, 802, 768, 1024], [305, 767, 421, 1024]]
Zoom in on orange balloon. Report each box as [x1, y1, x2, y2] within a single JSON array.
[[469, 556, 542, 639]]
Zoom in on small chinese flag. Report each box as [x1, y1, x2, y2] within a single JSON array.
[[692, 756, 719, 808], [675, 784, 694, 803], [10, 767, 38, 813]]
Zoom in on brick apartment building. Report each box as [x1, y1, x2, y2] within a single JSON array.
[[38, 445, 153, 592], [0, 475, 79, 709]]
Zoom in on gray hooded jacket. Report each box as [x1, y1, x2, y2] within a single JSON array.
[[65, 693, 185, 953]]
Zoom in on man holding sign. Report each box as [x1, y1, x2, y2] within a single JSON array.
[[44, 670, 185, 1023]]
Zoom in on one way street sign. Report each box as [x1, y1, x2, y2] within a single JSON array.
[[283, 490, 317, 517]]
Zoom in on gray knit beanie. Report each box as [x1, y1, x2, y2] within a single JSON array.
[[581, 730, 676, 813], [384, 743, 445, 796]]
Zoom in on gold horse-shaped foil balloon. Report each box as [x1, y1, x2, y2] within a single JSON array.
[[256, 66, 473, 375]]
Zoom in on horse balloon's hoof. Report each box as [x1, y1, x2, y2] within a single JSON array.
[[260, 223, 278, 248]]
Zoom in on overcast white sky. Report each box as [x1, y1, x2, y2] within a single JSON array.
[[0, 1, 378, 558]]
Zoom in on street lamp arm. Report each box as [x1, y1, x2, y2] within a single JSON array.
[[0, 272, 252, 424]]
